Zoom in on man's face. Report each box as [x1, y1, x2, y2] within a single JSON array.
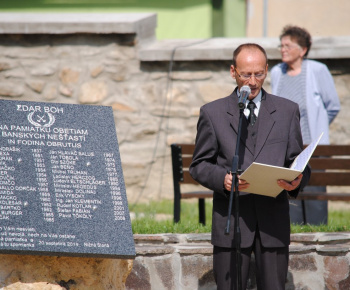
[[230, 48, 268, 100]]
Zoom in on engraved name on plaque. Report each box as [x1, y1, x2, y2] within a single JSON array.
[[0, 100, 135, 259]]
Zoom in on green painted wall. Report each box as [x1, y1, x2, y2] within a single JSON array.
[[0, 0, 245, 39], [224, 0, 245, 37]]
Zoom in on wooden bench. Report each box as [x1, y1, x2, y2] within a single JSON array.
[[171, 144, 213, 225], [171, 143, 350, 225], [297, 145, 350, 200]]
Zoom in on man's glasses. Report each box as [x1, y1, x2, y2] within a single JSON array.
[[277, 44, 301, 51], [234, 68, 266, 81]]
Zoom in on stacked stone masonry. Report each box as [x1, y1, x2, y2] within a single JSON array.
[[1, 233, 350, 289], [126, 233, 350, 290], [0, 13, 349, 204]]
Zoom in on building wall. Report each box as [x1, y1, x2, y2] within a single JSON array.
[[1, 0, 349, 39], [247, 0, 350, 37], [0, 0, 245, 39]]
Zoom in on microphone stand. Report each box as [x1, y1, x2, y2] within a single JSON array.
[[225, 105, 245, 290]]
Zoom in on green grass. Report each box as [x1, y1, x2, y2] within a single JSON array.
[[130, 199, 350, 234], [291, 210, 350, 233], [130, 199, 212, 234]]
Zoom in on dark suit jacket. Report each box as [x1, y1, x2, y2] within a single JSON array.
[[189, 88, 311, 249]]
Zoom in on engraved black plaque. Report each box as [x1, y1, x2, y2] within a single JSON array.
[[0, 99, 135, 259]]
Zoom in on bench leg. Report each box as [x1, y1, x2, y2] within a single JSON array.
[[174, 193, 181, 223], [301, 200, 307, 225], [199, 198, 206, 225]]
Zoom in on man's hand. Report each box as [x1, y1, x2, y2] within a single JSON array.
[[277, 173, 303, 191], [224, 172, 250, 192]]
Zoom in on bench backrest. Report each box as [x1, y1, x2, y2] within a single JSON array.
[[307, 145, 350, 186], [171, 144, 198, 187], [171, 144, 350, 188]]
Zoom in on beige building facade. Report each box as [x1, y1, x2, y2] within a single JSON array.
[[247, 0, 350, 37]]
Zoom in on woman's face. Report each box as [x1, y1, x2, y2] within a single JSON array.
[[279, 36, 307, 66]]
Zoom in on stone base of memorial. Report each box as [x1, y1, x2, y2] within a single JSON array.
[[0, 254, 133, 289]]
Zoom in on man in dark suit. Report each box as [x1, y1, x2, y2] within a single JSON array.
[[189, 43, 311, 289]]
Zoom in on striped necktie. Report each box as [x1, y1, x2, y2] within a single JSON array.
[[248, 101, 257, 126]]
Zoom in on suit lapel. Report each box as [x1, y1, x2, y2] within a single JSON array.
[[254, 90, 276, 159], [227, 89, 239, 133], [227, 89, 252, 154], [227, 88, 277, 158]]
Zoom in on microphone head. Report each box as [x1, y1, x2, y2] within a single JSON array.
[[238, 85, 251, 109], [240, 85, 251, 95]]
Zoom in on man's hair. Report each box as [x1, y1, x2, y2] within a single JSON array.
[[280, 25, 312, 57], [232, 43, 268, 67]]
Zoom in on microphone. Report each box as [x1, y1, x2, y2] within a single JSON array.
[[238, 86, 251, 109]]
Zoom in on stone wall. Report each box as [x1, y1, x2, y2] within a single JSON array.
[[126, 233, 350, 290], [2, 233, 349, 289], [1, 14, 349, 204]]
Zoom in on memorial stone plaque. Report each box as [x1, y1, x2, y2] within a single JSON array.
[[0, 99, 135, 259]]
